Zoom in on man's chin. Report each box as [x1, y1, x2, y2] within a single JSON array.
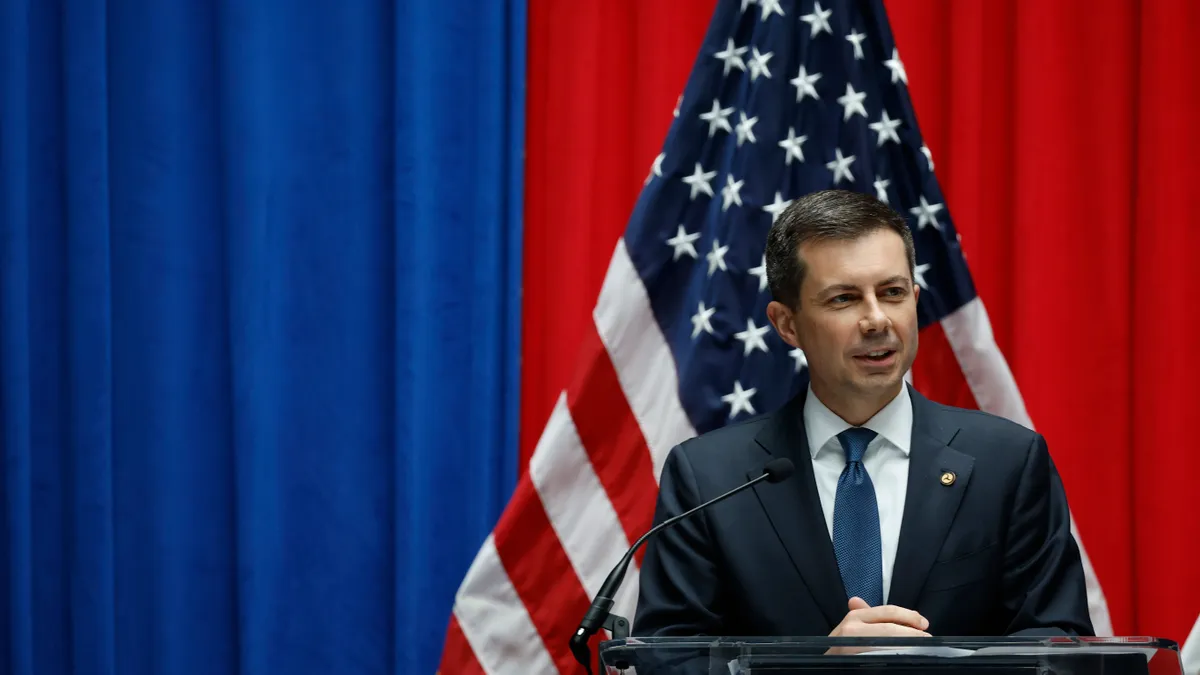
[[850, 372, 904, 395]]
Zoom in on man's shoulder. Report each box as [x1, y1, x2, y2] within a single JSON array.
[[930, 398, 1036, 435], [919, 395, 1042, 459], [670, 413, 775, 471]]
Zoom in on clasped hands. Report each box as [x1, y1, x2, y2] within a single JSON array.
[[825, 596, 930, 655]]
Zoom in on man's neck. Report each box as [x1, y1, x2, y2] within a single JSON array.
[[810, 380, 902, 427]]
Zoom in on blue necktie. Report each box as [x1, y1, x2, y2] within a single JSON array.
[[832, 427, 883, 607]]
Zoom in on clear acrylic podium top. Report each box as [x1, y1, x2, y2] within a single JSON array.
[[598, 636, 1181, 675]]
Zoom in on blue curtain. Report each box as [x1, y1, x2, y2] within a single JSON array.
[[0, 1, 524, 673]]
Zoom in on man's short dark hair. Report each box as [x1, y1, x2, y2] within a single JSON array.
[[765, 189, 916, 308]]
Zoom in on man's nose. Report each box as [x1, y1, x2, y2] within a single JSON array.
[[859, 298, 891, 333]]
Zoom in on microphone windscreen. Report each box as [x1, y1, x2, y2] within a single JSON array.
[[763, 458, 795, 483]]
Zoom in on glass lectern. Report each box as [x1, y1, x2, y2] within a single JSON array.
[[598, 636, 1180, 675]]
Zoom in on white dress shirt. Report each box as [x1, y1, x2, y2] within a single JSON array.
[[803, 384, 912, 604]]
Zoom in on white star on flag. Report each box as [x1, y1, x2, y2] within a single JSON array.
[[869, 110, 902, 146], [790, 348, 808, 372], [706, 239, 729, 276], [721, 174, 744, 211], [837, 83, 868, 121], [734, 318, 771, 356], [691, 301, 716, 338], [791, 65, 821, 102], [682, 162, 716, 199], [826, 148, 856, 185], [800, 2, 832, 38], [700, 99, 734, 137], [736, 112, 758, 146], [846, 30, 866, 60], [884, 48, 908, 84], [721, 380, 757, 418], [914, 263, 931, 289], [749, 255, 768, 292], [874, 176, 891, 203], [763, 192, 792, 222], [714, 38, 748, 75], [666, 225, 700, 260], [748, 47, 773, 81], [758, 0, 784, 21], [645, 152, 665, 185], [909, 195, 944, 230], [778, 127, 807, 164]]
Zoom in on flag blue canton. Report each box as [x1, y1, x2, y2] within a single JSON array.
[[623, 0, 977, 435]]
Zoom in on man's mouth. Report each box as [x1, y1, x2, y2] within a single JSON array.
[[854, 349, 896, 364]]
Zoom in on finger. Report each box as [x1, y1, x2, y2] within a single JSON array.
[[867, 623, 932, 637], [847, 597, 871, 611], [853, 605, 929, 630], [838, 621, 932, 638]]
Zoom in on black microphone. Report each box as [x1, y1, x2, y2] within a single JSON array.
[[568, 457, 795, 672]]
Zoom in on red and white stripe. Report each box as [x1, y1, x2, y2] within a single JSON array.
[[1183, 615, 1200, 675], [441, 238, 1114, 673]]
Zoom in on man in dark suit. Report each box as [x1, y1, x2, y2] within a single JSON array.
[[633, 189, 1094, 639]]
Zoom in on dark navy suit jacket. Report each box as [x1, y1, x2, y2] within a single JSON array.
[[633, 385, 1095, 638]]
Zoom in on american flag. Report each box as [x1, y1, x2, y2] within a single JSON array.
[[438, 0, 1113, 672]]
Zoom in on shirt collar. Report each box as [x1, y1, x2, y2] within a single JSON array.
[[803, 383, 913, 459]]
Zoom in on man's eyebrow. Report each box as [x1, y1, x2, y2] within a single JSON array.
[[878, 275, 912, 288], [816, 283, 859, 297], [815, 276, 912, 297]]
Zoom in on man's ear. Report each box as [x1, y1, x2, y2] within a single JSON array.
[[766, 300, 802, 349]]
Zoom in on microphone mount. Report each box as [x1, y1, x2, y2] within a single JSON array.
[[569, 457, 794, 673]]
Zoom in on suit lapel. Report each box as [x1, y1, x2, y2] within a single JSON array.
[[887, 389, 974, 610], [750, 392, 848, 628]]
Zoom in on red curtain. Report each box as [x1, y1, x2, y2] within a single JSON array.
[[886, 0, 1200, 643], [522, 0, 1200, 646]]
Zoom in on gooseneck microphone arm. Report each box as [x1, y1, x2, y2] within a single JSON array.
[[568, 457, 795, 672]]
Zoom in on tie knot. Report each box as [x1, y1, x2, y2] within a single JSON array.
[[837, 427, 877, 463]]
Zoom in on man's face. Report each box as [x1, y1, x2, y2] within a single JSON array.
[[769, 229, 919, 403]]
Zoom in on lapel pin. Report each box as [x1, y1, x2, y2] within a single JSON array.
[[940, 471, 956, 486]]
